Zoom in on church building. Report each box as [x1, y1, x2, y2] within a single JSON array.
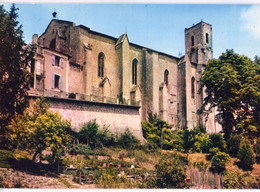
[[28, 14, 219, 139]]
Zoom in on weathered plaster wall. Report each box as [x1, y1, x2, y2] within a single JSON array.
[[47, 97, 143, 141]]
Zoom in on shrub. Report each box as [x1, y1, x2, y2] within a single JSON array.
[[209, 151, 229, 174], [224, 169, 258, 189], [79, 120, 99, 148], [237, 139, 256, 170], [227, 134, 242, 157], [209, 133, 226, 152], [155, 153, 187, 188], [66, 143, 93, 156], [96, 127, 116, 147], [193, 132, 211, 153], [117, 129, 140, 149]]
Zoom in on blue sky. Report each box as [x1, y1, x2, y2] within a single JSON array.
[[3, 3, 260, 59]]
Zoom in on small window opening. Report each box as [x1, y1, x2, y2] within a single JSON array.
[[206, 33, 209, 44], [132, 59, 138, 85], [50, 39, 56, 49], [164, 69, 169, 86], [191, 77, 195, 99], [54, 75, 60, 89], [98, 52, 104, 77], [191, 36, 194, 46], [55, 55, 60, 67]]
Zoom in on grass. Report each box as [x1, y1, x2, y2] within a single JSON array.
[[56, 177, 72, 188]]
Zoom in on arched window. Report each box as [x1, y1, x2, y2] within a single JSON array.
[[164, 69, 169, 86], [206, 33, 209, 44], [191, 36, 194, 46], [50, 39, 56, 49], [98, 52, 104, 77], [191, 77, 195, 99], [132, 59, 138, 85]]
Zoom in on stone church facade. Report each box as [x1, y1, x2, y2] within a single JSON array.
[[28, 17, 219, 138]]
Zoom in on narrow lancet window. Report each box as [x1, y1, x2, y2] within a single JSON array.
[[164, 69, 169, 86], [191, 77, 195, 99], [132, 59, 138, 85], [98, 52, 104, 77]]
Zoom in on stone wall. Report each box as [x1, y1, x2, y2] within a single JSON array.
[[35, 97, 144, 141]]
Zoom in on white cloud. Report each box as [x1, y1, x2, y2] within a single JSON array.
[[240, 5, 260, 40]]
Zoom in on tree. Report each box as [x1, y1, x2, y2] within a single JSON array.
[[141, 112, 172, 149], [237, 138, 256, 170], [78, 120, 99, 148], [27, 98, 71, 163], [199, 49, 260, 140], [0, 4, 35, 148]]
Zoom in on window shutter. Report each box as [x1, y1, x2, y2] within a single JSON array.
[[36, 60, 41, 75], [61, 57, 64, 68], [60, 76, 63, 91], [52, 55, 55, 66], [52, 74, 55, 89]]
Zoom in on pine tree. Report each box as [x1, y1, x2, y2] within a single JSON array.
[[0, 4, 35, 148]]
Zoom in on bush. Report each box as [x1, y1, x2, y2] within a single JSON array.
[[117, 129, 140, 149], [96, 127, 116, 147], [193, 132, 211, 153], [209, 151, 229, 174], [237, 139, 256, 170], [155, 153, 187, 188], [66, 143, 93, 156], [209, 133, 226, 152], [227, 134, 242, 157], [224, 169, 258, 189], [78, 120, 99, 148]]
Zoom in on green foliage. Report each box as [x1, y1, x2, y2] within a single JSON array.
[[209, 133, 226, 152], [209, 151, 229, 174], [0, 4, 35, 148], [179, 128, 195, 154], [96, 127, 116, 147], [79, 120, 99, 148], [28, 111, 71, 163], [25, 98, 71, 163], [117, 128, 140, 149], [155, 153, 187, 188], [227, 134, 242, 157], [66, 143, 93, 156], [237, 139, 256, 170], [9, 113, 30, 150], [193, 132, 211, 153], [141, 112, 172, 149], [199, 49, 260, 140], [224, 169, 258, 189], [207, 147, 220, 161]]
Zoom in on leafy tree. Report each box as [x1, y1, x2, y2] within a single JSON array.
[[227, 134, 242, 157], [237, 138, 256, 170], [141, 112, 172, 149], [26, 98, 71, 163], [193, 132, 211, 153], [209, 133, 226, 152], [209, 151, 229, 174], [9, 112, 29, 150], [199, 49, 260, 140], [180, 128, 195, 156], [78, 120, 99, 148], [155, 154, 187, 188], [0, 4, 35, 148], [28, 111, 71, 163]]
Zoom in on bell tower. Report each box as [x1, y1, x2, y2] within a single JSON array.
[[185, 21, 213, 65]]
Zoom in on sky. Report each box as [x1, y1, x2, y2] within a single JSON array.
[[2, 3, 260, 60]]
